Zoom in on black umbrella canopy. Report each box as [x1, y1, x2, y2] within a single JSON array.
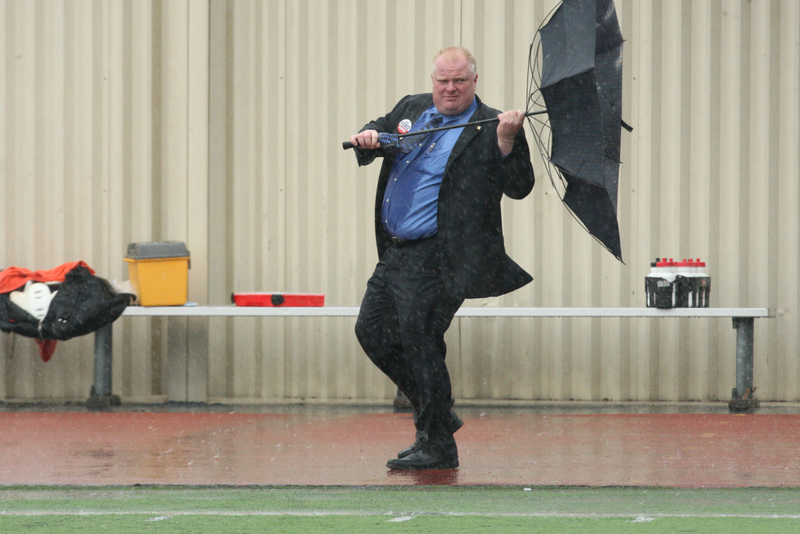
[[537, 0, 626, 262]]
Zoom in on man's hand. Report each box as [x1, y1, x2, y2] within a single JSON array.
[[496, 110, 525, 156], [350, 130, 381, 150]]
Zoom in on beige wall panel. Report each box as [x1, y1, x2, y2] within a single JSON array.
[[628, 0, 651, 400], [257, 0, 288, 400], [654, 0, 682, 401], [776, 0, 800, 400], [230, 0, 260, 399], [206, 0, 232, 399], [714, 1, 744, 401], [0, 0, 5, 394], [286, 1, 330, 399], [0, 4, 6, 310], [0, 0, 4, 397], [186, 0, 210, 401], [161, 1, 191, 400], [2, 0, 800, 404], [615, 0, 635, 400], [686, 0, 713, 401], [3, 0, 35, 398], [747, 0, 773, 401], [121, 1, 157, 400]]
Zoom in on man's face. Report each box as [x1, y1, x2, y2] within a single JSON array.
[[431, 53, 477, 116]]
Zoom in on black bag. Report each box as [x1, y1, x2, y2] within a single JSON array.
[[0, 265, 133, 341]]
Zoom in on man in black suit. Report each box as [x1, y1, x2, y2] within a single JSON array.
[[350, 47, 535, 470]]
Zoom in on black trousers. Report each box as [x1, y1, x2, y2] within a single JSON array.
[[355, 237, 464, 444]]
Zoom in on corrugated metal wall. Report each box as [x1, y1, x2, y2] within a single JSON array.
[[1, 0, 798, 404]]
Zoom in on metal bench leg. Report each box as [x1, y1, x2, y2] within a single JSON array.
[[86, 324, 121, 409], [729, 317, 759, 413]]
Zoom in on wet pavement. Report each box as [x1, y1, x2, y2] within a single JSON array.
[[1, 404, 799, 487]]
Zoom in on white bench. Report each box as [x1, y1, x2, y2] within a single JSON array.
[[89, 307, 773, 412]]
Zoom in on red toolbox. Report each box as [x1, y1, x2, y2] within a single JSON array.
[[231, 292, 325, 307]]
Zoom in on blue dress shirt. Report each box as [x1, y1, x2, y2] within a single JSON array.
[[381, 98, 478, 240]]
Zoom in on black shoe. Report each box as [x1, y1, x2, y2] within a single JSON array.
[[397, 440, 420, 459], [449, 413, 465, 433], [397, 411, 464, 459], [387, 448, 459, 470]]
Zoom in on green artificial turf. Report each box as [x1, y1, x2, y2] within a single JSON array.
[[1, 486, 798, 533]]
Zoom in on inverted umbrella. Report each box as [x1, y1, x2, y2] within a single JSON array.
[[528, 0, 630, 261]]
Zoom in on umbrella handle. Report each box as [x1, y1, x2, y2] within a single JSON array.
[[342, 110, 546, 151]]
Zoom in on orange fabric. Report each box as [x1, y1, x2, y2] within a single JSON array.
[[0, 261, 94, 294]]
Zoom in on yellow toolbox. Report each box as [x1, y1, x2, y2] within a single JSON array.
[[124, 241, 190, 306]]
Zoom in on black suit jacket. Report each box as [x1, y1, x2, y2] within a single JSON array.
[[355, 94, 535, 299]]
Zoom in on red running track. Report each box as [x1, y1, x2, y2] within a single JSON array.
[[1, 411, 798, 487]]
